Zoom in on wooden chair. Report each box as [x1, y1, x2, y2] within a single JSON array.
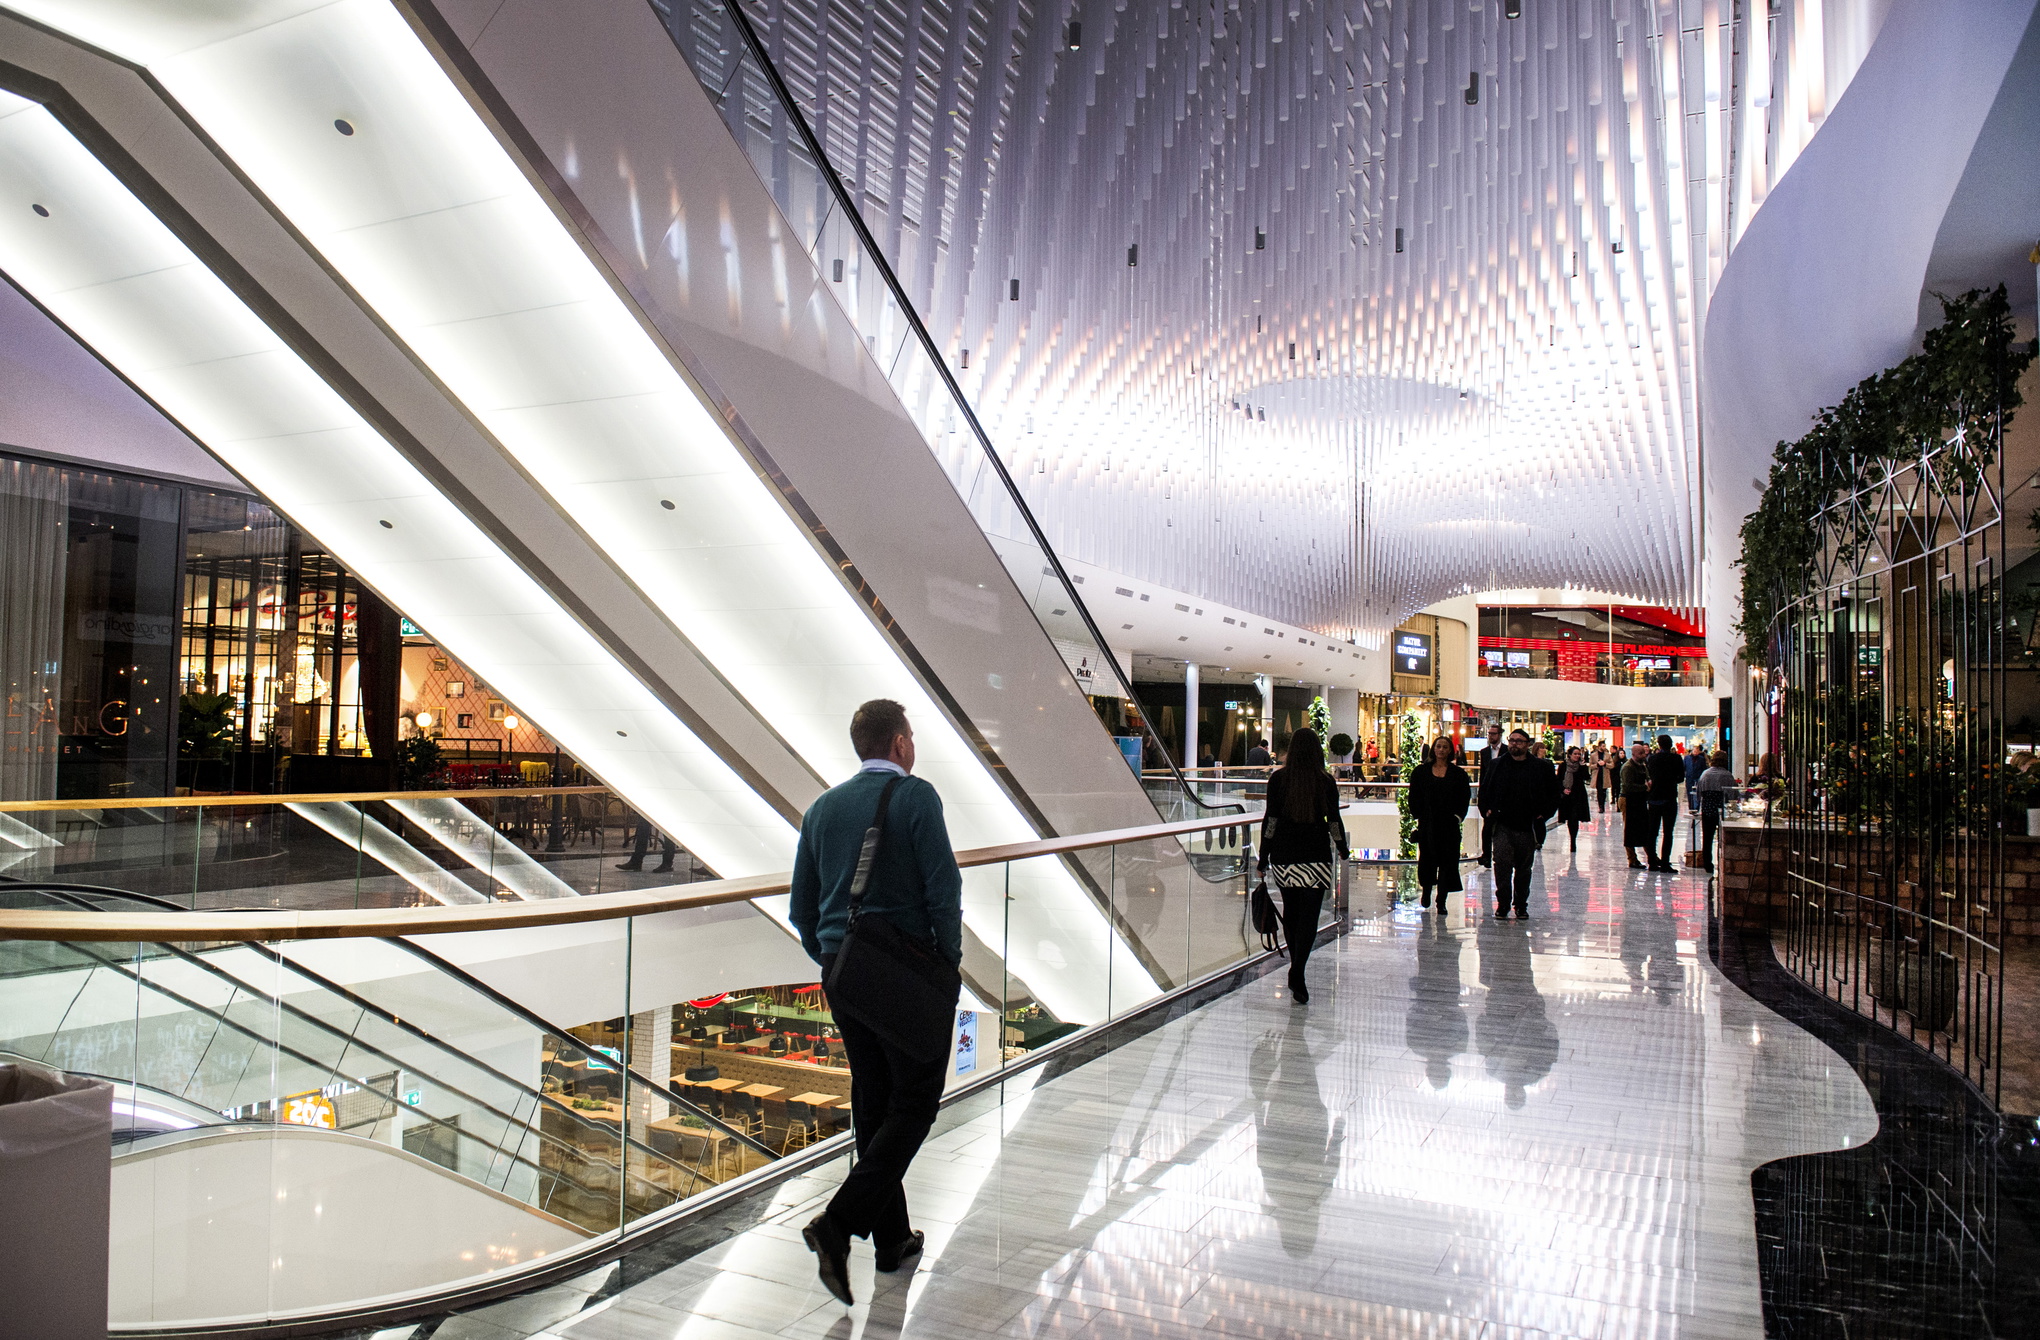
[[780, 1101, 819, 1153]]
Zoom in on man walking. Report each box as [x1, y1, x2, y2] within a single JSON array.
[[1247, 738, 1274, 767], [1645, 733, 1687, 873], [1481, 729, 1556, 919], [1474, 722, 1505, 868], [790, 700, 962, 1304]]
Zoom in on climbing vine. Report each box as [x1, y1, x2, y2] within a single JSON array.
[[1737, 286, 2033, 664]]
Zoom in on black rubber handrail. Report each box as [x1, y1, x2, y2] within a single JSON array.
[[682, 0, 1237, 820], [6, 879, 777, 1160]]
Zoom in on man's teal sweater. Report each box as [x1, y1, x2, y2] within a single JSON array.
[[789, 768, 963, 967]]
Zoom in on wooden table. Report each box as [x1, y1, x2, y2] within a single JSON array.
[[786, 1091, 840, 1107], [699, 1078, 742, 1092], [737, 1083, 784, 1098], [647, 1115, 735, 1179]]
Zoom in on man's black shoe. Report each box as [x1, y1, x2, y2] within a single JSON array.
[[615, 861, 643, 872], [803, 1214, 854, 1304], [1477, 859, 1492, 868], [653, 861, 675, 873], [875, 1229, 925, 1273]]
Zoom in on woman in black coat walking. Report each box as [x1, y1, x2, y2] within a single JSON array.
[[1555, 745, 1594, 852], [1406, 734, 1472, 914], [1258, 728, 1349, 1003]]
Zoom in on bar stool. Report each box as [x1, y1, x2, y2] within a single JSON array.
[[780, 1101, 819, 1153]]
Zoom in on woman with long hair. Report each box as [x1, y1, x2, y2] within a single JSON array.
[[1406, 734, 1471, 913], [1257, 727, 1349, 1003], [1556, 745, 1593, 852]]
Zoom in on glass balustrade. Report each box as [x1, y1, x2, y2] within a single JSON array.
[[0, 790, 1379, 1331]]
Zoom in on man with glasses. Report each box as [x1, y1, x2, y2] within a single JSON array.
[[1479, 728, 1557, 919]]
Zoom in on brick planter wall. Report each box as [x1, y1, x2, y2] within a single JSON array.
[[1718, 819, 2040, 944]]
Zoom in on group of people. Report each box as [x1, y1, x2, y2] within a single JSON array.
[[1404, 724, 1744, 917], [785, 700, 1743, 1305]]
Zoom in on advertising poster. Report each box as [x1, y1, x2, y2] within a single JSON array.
[[954, 1011, 978, 1076]]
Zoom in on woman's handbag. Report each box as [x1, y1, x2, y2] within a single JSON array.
[[822, 776, 962, 1063], [1249, 879, 1283, 952]]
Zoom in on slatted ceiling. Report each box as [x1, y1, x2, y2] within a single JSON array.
[[702, 0, 1799, 639]]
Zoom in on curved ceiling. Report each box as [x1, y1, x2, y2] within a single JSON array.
[[685, 0, 1854, 637]]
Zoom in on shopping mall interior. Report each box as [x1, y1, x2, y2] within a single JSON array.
[[0, 1, 2035, 1336]]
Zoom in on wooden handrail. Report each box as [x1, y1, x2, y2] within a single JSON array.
[[0, 808, 1281, 943], [0, 785, 613, 814]]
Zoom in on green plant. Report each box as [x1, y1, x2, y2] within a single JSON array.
[[178, 691, 235, 760], [1738, 287, 2033, 663], [1328, 732, 1355, 761], [396, 733, 448, 790], [1396, 711, 1423, 857], [1306, 696, 1331, 744]]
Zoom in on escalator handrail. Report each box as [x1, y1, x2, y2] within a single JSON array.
[[7, 880, 779, 1161], [36, 933, 690, 1206], [685, 0, 1232, 819]]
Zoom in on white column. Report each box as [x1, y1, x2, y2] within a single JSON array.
[[1183, 661, 1200, 768], [628, 1004, 673, 1141], [1328, 686, 1361, 755], [1255, 674, 1274, 751]]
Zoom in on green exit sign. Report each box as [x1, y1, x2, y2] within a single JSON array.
[[400, 618, 423, 636], [1857, 647, 1882, 666]]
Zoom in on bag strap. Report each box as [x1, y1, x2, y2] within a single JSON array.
[[846, 774, 905, 928]]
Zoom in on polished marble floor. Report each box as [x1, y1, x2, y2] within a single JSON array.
[[412, 812, 1881, 1340]]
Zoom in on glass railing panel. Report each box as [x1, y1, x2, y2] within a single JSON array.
[[1, 808, 1320, 1328]]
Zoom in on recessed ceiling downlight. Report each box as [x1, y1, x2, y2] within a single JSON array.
[[334, 118, 355, 136]]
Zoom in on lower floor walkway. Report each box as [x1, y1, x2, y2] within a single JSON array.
[[420, 810, 1881, 1340]]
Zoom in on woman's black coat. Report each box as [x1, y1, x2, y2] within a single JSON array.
[[1554, 760, 1594, 823], [1407, 762, 1473, 839]]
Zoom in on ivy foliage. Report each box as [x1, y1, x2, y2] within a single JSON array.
[[1737, 286, 2034, 664], [1396, 711, 1423, 857]]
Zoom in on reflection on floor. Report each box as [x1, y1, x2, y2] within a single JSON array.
[[386, 810, 1879, 1340]]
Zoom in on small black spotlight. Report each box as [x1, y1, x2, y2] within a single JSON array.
[[1505, 0, 1522, 16], [1395, 227, 1404, 253], [1066, 20, 1080, 50], [1465, 72, 1479, 105], [1127, 242, 1138, 267]]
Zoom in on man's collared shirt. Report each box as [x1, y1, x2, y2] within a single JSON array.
[[860, 758, 907, 778]]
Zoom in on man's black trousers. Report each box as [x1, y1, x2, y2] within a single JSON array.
[[824, 1006, 947, 1243], [1647, 802, 1678, 865]]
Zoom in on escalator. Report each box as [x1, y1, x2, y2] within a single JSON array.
[[0, 883, 783, 1326]]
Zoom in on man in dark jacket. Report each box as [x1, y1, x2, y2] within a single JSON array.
[[1645, 734, 1687, 872], [1474, 722, 1505, 867], [790, 699, 962, 1304], [1481, 729, 1556, 918]]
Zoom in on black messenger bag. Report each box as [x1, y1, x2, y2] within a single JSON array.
[[821, 775, 962, 1063]]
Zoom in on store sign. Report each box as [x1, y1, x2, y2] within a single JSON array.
[[1550, 713, 1615, 729], [77, 610, 174, 645], [954, 1011, 978, 1077], [1394, 631, 1433, 677], [280, 1091, 337, 1130]]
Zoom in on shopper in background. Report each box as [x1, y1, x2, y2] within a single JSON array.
[[1479, 729, 1557, 919], [1620, 742, 1653, 868], [1683, 742, 1708, 815], [1556, 746, 1593, 853], [1695, 750, 1739, 872], [1644, 734, 1686, 873], [1590, 742, 1613, 814], [1474, 722, 1505, 868], [1257, 727, 1349, 1003], [1247, 738, 1274, 767], [1408, 734, 1472, 913]]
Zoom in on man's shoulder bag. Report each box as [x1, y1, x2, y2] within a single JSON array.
[[821, 775, 963, 1063]]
